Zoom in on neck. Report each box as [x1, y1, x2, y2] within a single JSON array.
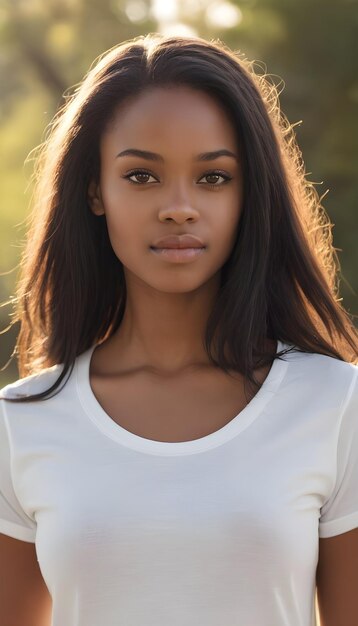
[[97, 271, 221, 375]]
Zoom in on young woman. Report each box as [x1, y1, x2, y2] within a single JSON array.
[[0, 33, 357, 626]]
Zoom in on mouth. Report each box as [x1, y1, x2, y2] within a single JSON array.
[[150, 234, 206, 249], [150, 246, 206, 250], [149, 246, 206, 263]]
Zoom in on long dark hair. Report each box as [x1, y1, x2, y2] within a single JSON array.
[[2, 33, 357, 403]]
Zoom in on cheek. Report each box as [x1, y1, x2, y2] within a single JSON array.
[[102, 206, 147, 269], [105, 213, 136, 257], [212, 195, 242, 244], [214, 230, 238, 267], [100, 184, 138, 244]]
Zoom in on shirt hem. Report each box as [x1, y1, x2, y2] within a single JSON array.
[[0, 518, 36, 542], [319, 510, 358, 537]]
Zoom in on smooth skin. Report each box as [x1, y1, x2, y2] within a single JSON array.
[[88, 85, 246, 375], [0, 534, 52, 625], [87, 85, 276, 442], [1, 86, 356, 626]]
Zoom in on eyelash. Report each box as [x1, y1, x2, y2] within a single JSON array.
[[121, 169, 233, 189]]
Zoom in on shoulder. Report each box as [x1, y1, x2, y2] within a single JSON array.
[[0, 362, 66, 402], [283, 344, 357, 377], [282, 345, 357, 404]]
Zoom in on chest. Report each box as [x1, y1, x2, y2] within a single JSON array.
[[30, 396, 323, 626], [89, 366, 267, 443]]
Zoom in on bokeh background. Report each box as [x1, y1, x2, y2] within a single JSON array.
[[1, 0, 357, 390]]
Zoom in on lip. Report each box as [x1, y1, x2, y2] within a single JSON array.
[[150, 234, 205, 249], [150, 247, 206, 263]]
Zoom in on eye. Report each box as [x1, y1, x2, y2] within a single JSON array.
[[198, 170, 232, 188], [121, 168, 233, 187], [122, 169, 158, 185]]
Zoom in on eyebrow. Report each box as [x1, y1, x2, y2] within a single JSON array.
[[115, 148, 238, 162]]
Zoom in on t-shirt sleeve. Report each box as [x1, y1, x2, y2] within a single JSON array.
[[319, 365, 358, 538], [0, 398, 37, 542]]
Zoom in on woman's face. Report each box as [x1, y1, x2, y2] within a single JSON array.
[[88, 85, 243, 293]]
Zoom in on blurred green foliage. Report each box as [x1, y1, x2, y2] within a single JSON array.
[[1, 0, 357, 386]]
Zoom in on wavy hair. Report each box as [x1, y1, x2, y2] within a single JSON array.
[[2, 33, 357, 403]]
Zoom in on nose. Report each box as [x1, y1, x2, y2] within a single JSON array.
[[158, 185, 200, 223]]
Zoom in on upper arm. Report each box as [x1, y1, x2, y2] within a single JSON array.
[[316, 527, 358, 626], [0, 533, 52, 626]]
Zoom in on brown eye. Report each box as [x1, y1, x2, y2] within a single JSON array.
[[205, 174, 221, 185], [198, 171, 232, 187], [122, 170, 158, 184]]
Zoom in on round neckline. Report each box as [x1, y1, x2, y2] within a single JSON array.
[[76, 339, 289, 456]]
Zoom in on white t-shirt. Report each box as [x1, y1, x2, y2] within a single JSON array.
[[0, 339, 357, 626]]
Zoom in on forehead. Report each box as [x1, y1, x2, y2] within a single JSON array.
[[101, 86, 237, 155]]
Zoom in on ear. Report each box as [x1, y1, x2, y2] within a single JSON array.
[[88, 180, 105, 216]]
